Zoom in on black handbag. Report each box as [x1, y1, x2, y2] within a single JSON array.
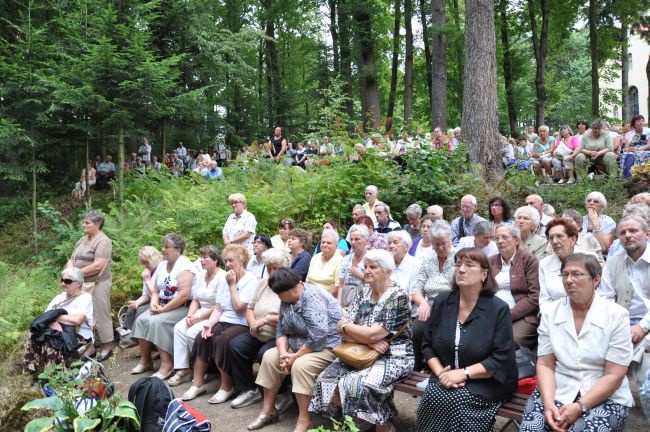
[[515, 347, 536, 379]]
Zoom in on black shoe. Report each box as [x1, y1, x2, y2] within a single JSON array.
[[96, 350, 113, 362]]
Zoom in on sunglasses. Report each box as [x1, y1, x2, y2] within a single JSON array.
[[61, 278, 75, 285]]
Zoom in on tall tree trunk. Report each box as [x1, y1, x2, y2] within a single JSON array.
[[162, 121, 167, 159], [431, 0, 447, 129], [338, 0, 354, 121], [647, 55, 650, 117], [328, 0, 339, 73], [386, 0, 402, 123], [451, 0, 463, 103], [404, 0, 414, 126], [118, 125, 125, 212], [527, 0, 549, 128], [418, 0, 432, 113], [589, 0, 599, 117], [84, 137, 91, 205], [462, 0, 500, 174], [262, 0, 282, 126], [499, 0, 517, 135], [353, 0, 382, 129], [621, 24, 629, 123], [32, 144, 38, 254]]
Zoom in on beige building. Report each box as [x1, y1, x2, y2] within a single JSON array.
[[601, 31, 649, 123]]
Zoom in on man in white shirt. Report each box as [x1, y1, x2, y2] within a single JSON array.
[[176, 141, 187, 159], [138, 137, 152, 163], [599, 216, 650, 383], [450, 195, 485, 246], [525, 194, 553, 238]]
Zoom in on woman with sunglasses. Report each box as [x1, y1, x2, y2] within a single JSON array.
[[24, 268, 94, 375]]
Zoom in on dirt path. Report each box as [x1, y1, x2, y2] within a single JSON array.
[[104, 346, 648, 431]]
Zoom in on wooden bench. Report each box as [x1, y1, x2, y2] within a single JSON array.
[[395, 371, 528, 432]]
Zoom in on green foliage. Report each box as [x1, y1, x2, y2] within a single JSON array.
[[308, 415, 360, 432], [22, 362, 139, 432]]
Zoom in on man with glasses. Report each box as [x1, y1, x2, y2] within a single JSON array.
[[362, 185, 385, 225], [345, 205, 366, 242], [599, 215, 650, 386], [450, 195, 485, 246], [374, 204, 401, 237]]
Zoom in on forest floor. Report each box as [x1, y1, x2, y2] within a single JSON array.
[[105, 345, 649, 431]]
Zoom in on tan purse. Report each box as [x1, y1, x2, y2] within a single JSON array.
[[333, 322, 409, 370]]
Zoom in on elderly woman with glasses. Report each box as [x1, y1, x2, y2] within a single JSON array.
[[306, 230, 343, 297], [520, 254, 633, 432], [132, 233, 198, 379], [417, 248, 517, 432], [66, 210, 113, 361], [514, 206, 549, 260], [310, 249, 414, 432], [24, 268, 94, 374], [411, 220, 456, 371], [223, 193, 257, 253], [490, 224, 540, 350], [338, 224, 369, 307], [248, 269, 342, 432], [582, 191, 617, 254]]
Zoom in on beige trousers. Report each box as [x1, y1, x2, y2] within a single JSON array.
[[255, 347, 335, 396]]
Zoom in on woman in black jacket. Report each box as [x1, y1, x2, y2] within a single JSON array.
[[416, 247, 517, 432]]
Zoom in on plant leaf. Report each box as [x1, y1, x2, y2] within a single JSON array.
[[24, 417, 55, 432], [73, 417, 101, 432], [22, 397, 64, 412]]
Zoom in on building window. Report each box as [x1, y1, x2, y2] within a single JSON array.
[[627, 86, 639, 117]]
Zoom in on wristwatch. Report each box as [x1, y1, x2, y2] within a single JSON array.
[[640, 324, 649, 335], [576, 400, 589, 416], [464, 367, 471, 380], [342, 321, 349, 334]]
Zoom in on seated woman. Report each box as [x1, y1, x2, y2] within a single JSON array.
[[182, 244, 257, 403], [338, 224, 368, 307], [514, 206, 549, 260], [490, 224, 540, 350], [310, 249, 414, 431], [248, 268, 343, 432], [169, 245, 226, 387], [411, 220, 456, 371], [575, 118, 618, 177], [72, 160, 96, 199], [120, 246, 162, 349], [581, 191, 617, 254], [228, 249, 289, 408], [408, 215, 436, 258], [621, 114, 650, 178], [24, 268, 93, 375], [550, 125, 580, 184], [131, 233, 197, 379], [359, 215, 388, 250], [417, 248, 517, 432], [306, 230, 343, 297], [455, 220, 498, 257], [288, 228, 311, 281], [270, 218, 294, 253], [313, 221, 350, 256], [520, 254, 633, 432], [488, 197, 512, 225], [532, 125, 555, 181], [247, 234, 273, 279]]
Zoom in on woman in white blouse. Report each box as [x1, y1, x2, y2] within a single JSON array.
[[223, 193, 257, 253], [169, 245, 227, 386], [520, 253, 633, 432], [538, 218, 581, 304]]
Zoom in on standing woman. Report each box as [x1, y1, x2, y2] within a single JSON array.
[[183, 244, 258, 403], [417, 248, 517, 432], [288, 228, 312, 281], [337, 224, 368, 307], [66, 210, 113, 361], [223, 193, 257, 254], [267, 126, 288, 163], [131, 233, 197, 379], [520, 254, 633, 432]]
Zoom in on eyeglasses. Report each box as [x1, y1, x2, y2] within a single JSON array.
[[460, 205, 474, 209], [281, 219, 293, 225], [548, 234, 568, 241], [61, 278, 75, 285], [586, 199, 601, 204], [493, 234, 513, 241], [561, 271, 589, 280]]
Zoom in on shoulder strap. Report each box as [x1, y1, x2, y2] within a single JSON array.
[[388, 321, 410, 342]]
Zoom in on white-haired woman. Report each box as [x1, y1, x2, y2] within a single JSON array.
[[228, 248, 290, 409], [514, 206, 549, 260], [582, 191, 616, 254], [532, 125, 555, 181], [306, 230, 343, 297], [411, 220, 456, 371], [310, 249, 414, 431], [455, 220, 498, 257], [388, 230, 423, 320], [120, 246, 163, 349], [24, 268, 94, 375], [168, 245, 226, 387], [338, 224, 368, 307], [404, 203, 423, 239], [223, 193, 257, 253]]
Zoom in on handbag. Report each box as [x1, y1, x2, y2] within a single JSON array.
[[333, 322, 409, 370], [515, 346, 536, 379], [163, 398, 212, 432]]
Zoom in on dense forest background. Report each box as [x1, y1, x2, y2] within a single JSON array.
[[1, 0, 649, 219]]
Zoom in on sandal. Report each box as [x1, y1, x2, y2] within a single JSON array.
[[130, 363, 153, 374], [247, 412, 278, 430], [208, 387, 235, 404], [168, 372, 193, 387], [151, 370, 173, 380], [181, 385, 206, 401]]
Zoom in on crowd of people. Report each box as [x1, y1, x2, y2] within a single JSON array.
[[28, 178, 650, 431]]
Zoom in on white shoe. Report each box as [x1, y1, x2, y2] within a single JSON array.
[[274, 391, 295, 414], [566, 179, 575, 184], [557, 179, 565, 184], [209, 387, 235, 404], [231, 388, 262, 409]]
